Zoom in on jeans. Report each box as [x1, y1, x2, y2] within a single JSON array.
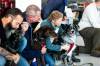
[[17, 56, 29, 66], [0, 36, 29, 66], [0, 55, 29, 66], [44, 53, 55, 66], [17, 36, 29, 66], [0, 55, 6, 66], [18, 36, 27, 53]]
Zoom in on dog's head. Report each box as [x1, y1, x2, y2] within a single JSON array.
[[33, 26, 57, 38], [61, 24, 75, 36]]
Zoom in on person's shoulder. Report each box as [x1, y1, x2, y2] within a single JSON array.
[[85, 3, 95, 10], [84, 3, 95, 13], [42, 19, 49, 23], [41, 19, 50, 27]]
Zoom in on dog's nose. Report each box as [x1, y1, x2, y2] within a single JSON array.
[[72, 31, 74, 33]]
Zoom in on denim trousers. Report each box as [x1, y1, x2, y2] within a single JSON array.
[[44, 53, 55, 66], [0, 36, 29, 66]]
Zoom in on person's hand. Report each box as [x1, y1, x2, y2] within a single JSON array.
[[21, 22, 29, 32], [61, 44, 70, 51], [5, 53, 20, 64], [41, 46, 47, 54]]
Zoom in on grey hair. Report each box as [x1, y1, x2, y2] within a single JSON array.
[[26, 4, 40, 16]]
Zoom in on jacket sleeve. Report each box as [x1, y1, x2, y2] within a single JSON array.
[[45, 37, 61, 51]]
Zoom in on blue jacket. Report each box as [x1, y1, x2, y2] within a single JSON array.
[[41, 0, 67, 19], [22, 13, 41, 60], [41, 19, 64, 51]]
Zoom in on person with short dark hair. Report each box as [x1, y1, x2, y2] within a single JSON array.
[[0, 8, 29, 66]]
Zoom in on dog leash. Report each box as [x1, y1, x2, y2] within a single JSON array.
[[73, 63, 93, 66]]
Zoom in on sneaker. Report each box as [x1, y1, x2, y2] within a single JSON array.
[[72, 56, 80, 62]]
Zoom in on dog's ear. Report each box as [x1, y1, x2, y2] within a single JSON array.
[[61, 24, 71, 31], [44, 26, 57, 37], [34, 26, 57, 38]]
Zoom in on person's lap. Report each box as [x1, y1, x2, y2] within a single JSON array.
[[0, 55, 6, 66]]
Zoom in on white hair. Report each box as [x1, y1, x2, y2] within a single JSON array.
[[26, 4, 40, 16]]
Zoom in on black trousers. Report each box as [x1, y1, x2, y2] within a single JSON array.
[[79, 27, 95, 53], [79, 27, 100, 57]]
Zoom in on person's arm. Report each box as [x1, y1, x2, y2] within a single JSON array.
[[46, 37, 70, 51], [84, 3, 100, 28], [46, 37, 61, 51], [0, 47, 20, 64]]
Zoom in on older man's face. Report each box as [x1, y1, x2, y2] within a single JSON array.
[[27, 11, 41, 23], [11, 15, 23, 29]]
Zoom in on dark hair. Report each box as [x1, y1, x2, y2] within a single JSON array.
[[4, 8, 23, 17], [34, 26, 57, 38]]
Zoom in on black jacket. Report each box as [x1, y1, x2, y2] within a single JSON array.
[[0, 20, 7, 48]]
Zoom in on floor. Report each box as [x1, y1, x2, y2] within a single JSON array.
[[75, 36, 100, 66], [55, 53, 100, 66], [75, 53, 100, 66], [54, 36, 100, 66]]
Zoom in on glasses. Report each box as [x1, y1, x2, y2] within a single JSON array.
[[27, 15, 35, 18], [26, 15, 41, 22]]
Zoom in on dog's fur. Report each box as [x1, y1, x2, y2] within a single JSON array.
[[60, 24, 77, 64], [33, 26, 57, 38], [61, 24, 77, 44], [31, 26, 58, 66], [32, 26, 57, 50]]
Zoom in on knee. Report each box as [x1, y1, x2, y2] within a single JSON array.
[[18, 37, 27, 52], [46, 60, 55, 66], [44, 54, 55, 66], [17, 56, 29, 66], [0, 55, 6, 66], [19, 36, 27, 49], [20, 37, 27, 46], [49, 61, 55, 66]]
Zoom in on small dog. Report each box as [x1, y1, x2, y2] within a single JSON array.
[[32, 26, 57, 49], [31, 26, 57, 66]]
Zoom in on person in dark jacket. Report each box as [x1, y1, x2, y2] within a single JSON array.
[[41, 0, 67, 19], [22, 5, 48, 66], [0, 8, 29, 66]]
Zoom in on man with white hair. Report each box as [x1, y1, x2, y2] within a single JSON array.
[[22, 5, 47, 65]]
